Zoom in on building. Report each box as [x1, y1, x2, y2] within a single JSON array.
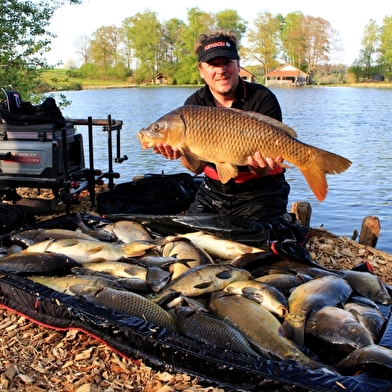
[[239, 67, 255, 83], [265, 64, 308, 87]]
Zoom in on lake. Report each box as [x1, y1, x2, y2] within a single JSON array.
[[61, 86, 392, 254]]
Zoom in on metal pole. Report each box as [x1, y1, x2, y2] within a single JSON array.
[[88, 116, 96, 206], [107, 114, 114, 191]]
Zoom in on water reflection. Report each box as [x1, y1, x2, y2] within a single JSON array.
[[62, 86, 392, 254]]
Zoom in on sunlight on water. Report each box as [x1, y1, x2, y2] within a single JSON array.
[[62, 86, 392, 254]]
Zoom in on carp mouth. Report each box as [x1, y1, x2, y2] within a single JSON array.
[[137, 130, 153, 149]]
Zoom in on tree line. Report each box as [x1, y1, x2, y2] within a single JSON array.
[[69, 8, 392, 85], [1, 1, 391, 102], [0, 0, 82, 102]]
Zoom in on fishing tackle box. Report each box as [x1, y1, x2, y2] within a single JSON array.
[[0, 122, 85, 189]]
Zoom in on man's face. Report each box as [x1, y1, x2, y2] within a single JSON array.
[[198, 57, 240, 96]]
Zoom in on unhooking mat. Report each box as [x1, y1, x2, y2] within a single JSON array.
[[0, 213, 392, 391]]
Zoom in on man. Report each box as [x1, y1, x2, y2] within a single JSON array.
[[155, 30, 290, 222]]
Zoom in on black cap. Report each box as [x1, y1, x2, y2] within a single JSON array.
[[197, 36, 239, 62], [1, 88, 23, 113]]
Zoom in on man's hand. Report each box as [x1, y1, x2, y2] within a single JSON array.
[[247, 152, 283, 176], [154, 143, 182, 160]]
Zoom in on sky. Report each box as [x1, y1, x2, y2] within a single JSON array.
[[47, 0, 389, 67]]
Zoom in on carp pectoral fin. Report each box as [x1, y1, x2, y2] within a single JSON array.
[[216, 163, 238, 184], [182, 148, 201, 172]]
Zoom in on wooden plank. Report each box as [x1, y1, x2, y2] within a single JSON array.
[[359, 216, 381, 248], [290, 201, 312, 227]]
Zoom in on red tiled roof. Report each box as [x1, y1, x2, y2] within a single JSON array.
[[265, 64, 307, 77]]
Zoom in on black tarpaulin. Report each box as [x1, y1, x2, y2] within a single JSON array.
[[1, 272, 392, 392]]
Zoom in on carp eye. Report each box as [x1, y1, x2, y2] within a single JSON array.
[[151, 123, 161, 132]]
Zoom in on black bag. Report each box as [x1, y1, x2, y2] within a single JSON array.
[[97, 173, 198, 215], [0, 89, 66, 126]]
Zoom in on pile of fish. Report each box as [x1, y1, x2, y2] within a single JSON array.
[[0, 213, 391, 386]]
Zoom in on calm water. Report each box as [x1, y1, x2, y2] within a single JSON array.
[[61, 86, 392, 254]]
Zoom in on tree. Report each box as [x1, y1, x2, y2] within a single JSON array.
[[90, 25, 125, 70], [354, 19, 380, 80], [74, 34, 91, 65], [174, 7, 213, 84], [122, 10, 161, 83], [214, 9, 247, 43], [302, 16, 336, 83], [379, 16, 392, 81], [0, 0, 82, 99], [158, 18, 186, 83], [246, 11, 282, 75], [280, 12, 306, 68]]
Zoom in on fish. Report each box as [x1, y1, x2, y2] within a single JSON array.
[[162, 237, 214, 265], [69, 285, 178, 333], [23, 238, 160, 263], [344, 300, 386, 342], [250, 259, 342, 279], [168, 262, 193, 280], [102, 219, 154, 243], [340, 270, 391, 305], [255, 273, 313, 297], [151, 264, 252, 300], [208, 291, 326, 370], [223, 280, 289, 317], [74, 212, 117, 242], [174, 305, 258, 357], [0, 252, 81, 275], [282, 275, 352, 348], [138, 105, 351, 201], [146, 266, 171, 292], [139, 255, 186, 268], [79, 260, 148, 280], [337, 344, 392, 372], [29, 274, 125, 295], [305, 306, 374, 356], [177, 231, 264, 260], [10, 228, 101, 247], [161, 236, 214, 279], [70, 266, 151, 292], [72, 260, 153, 291]]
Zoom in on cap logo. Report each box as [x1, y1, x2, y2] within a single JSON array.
[[12, 92, 22, 109], [197, 36, 239, 62], [203, 41, 231, 52]]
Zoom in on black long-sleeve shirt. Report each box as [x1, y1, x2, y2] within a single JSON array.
[[184, 77, 282, 122]]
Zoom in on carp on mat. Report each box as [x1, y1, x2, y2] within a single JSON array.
[[138, 105, 352, 201]]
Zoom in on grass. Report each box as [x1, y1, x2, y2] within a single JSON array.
[[41, 69, 135, 91]]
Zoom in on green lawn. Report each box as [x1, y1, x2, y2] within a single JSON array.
[[41, 69, 134, 91]]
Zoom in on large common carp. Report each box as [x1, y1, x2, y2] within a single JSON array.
[[340, 270, 391, 305], [151, 264, 252, 301], [138, 105, 352, 201], [305, 306, 373, 356], [23, 238, 164, 263], [29, 274, 125, 295], [177, 231, 265, 260], [208, 291, 328, 370], [174, 305, 258, 356], [337, 344, 392, 372], [282, 275, 352, 348], [0, 252, 81, 275], [69, 285, 179, 333]]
